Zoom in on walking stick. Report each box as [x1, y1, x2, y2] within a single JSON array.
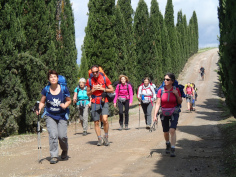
[[35, 101, 42, 163], [138, 102, 141, 130]]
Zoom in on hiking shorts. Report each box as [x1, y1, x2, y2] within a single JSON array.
[[91, 103, 109, 121], [186, 95, 193, 103], [161, 113, 179, 132]]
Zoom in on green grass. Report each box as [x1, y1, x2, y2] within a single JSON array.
[[198, 47, 217, 53]]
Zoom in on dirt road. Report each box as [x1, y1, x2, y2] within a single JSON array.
[[0, 48, 225, 176]]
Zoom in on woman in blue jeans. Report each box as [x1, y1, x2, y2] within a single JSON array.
[[36, 70, 71, 164]]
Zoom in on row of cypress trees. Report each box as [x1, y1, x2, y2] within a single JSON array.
[[0, 0, 78, 137], [218, 0, 236, 117], [79, 0, 199, 89]]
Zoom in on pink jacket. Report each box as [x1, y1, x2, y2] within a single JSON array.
[[113, 83, 133, 103]]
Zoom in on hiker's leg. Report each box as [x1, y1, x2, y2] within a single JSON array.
[[141, 103, 148, 124], [161, 116, 170, 141], [79, 107, 83, 127], [169, 114, 179, 146], [146, 103, 153, 126], [124, 100, 130, 125], [91, 103, 101, 137], [118, 101, 124, 126], [58, 119, 68, 152], [83, 105, 89, 131], [45, 115, 59, 158], [102, 103, 109, 134]]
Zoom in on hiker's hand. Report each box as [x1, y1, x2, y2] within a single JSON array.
[[73, 98, 77, 104], [114, 103, 116, 108], [60, 103, 66, 109], [138, 98, 141, 102], [129, 103, 132, 107], [172, 89, 179, 96], [36, 109, 41, 115], [88, 103, 91, 107], [153, 116, 157, 122]]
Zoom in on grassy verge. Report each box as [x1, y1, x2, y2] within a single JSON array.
[[218, 99, 236, 176], [198, 47, 217, 53]]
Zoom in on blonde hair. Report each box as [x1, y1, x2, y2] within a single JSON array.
[[119, 75, 129, 83]]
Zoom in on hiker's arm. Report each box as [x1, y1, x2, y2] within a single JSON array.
[[153, 98, 161, 122], [73, 92, 77, 104], [103, 84, 114, 93], [173, 90, 182, 104], [60, 97, 71, 109], [37, 95, 46, 115]]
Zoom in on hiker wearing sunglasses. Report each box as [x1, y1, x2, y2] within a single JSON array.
[[153, 73, 182, 157], [113, 75, 133, 130], [137, 77, 156, 129], [86, 65, 114, 146]]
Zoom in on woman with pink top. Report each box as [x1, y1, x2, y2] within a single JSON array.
[[113, 75, 133, 130]]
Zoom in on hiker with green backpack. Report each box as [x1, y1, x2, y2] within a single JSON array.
[[36, 70, 71, 164], [73, 78, 91, 136], [153, 73, 182, 157]]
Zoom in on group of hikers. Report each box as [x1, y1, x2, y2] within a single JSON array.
[[35, 65, 203, 164]]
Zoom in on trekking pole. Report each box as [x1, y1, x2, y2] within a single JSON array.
[[138, 102, 141, 130], [35, 101, 42, 164]]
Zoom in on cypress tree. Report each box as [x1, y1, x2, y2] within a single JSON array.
[[133, 0, 150, 83], [164, 0, 177, 73], [83, 0, 118, 83], [117, 0, 137, 88], [192, 11, 199, 53], [149, 0, 163, 84]]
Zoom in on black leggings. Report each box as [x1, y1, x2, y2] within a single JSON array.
[[118, 100, 130, 125]]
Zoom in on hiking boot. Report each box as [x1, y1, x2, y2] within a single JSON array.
[[124, 125, 128, 130], [146, 125, 151, 130], [103, 136, 110, 146], [118, 125, 123, 131], [97, 138, 103, 146], [170, 148, 176, 157], [61, 150, 68, 160], [50, 157, 58, 164], [166, 142, 171, 154], [83, 131, 87, 136]]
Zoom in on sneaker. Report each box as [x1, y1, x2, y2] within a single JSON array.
[[97, 138, 103, 146], [170, 148, 176, 157], [50, 157, 58, 164], [83, 131, 87, 136], [146, 125, 151, 130], [166, 142, 171, 154], [118, 125, 123, 131], [61, 150, 68, 160], [124, 125, 128, 130], [103, 136, 110, 146]]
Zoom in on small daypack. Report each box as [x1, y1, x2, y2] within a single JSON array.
[[76, 86, 89, 108], [41, 75, 70, 119]]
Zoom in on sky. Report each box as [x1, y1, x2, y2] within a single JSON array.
[[70, 0, 219, 64]]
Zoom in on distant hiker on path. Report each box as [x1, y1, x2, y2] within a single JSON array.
[[73, 78, 91, 136], [199, 66, 205, 80], [86, 65, 114, 146], [185, 82, 195, 111], [113, 75, 133, 130], [137, 77, 156, 129], [153, 73, 182, 157], [36, 70, 71, 164]]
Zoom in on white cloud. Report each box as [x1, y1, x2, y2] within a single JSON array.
[[71, 0, 219, 64]]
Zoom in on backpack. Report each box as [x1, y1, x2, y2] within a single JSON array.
[[113, 81, 135, 96], [41, 75, 70, 119], [76, 86, 89, 108]]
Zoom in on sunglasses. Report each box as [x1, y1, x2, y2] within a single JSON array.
[[164, 78, 171, 81], [92, 71, 99, 74]]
